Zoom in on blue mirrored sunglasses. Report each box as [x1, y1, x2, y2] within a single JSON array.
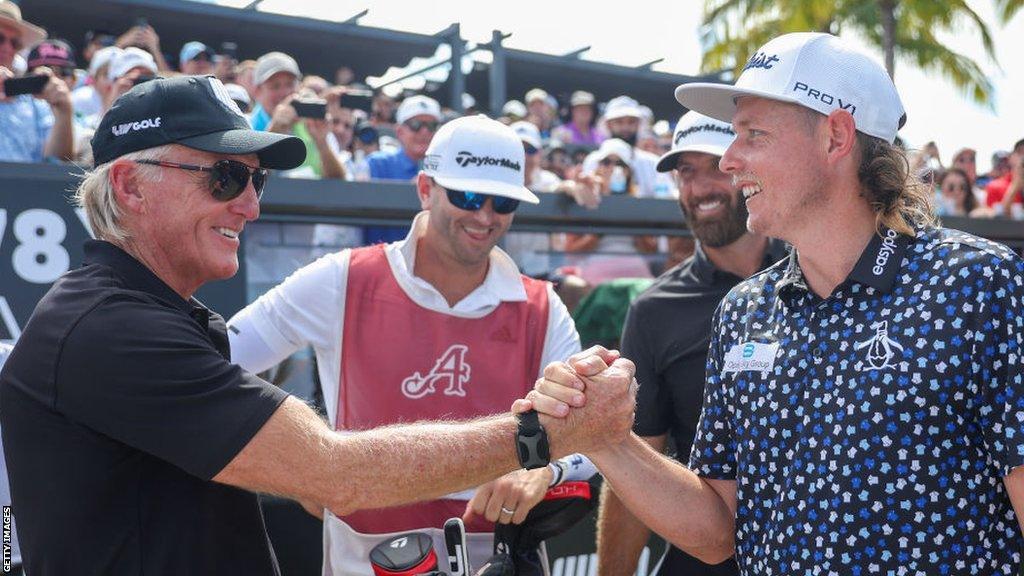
[[445, 188, 520, 215]]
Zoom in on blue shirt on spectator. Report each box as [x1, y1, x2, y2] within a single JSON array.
[[366, 147, 419, 181], [0, 96, 54, 163], [364, 147, 420, 244], [249, 104, 271, 132]]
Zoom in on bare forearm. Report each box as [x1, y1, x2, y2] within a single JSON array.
[[597, 481, 652, 576], [44, 111, 74, 161], [215, 397, 521, 518], [329, 415, 520, 514], [596, 434, 666, 576], [591, 433, 735, 564]]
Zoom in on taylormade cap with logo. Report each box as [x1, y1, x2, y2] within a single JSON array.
[[674, 32, 906, 143], [422, 114, 539, 204], [91, 75, 305, 169], [655, 112, 736, 172]]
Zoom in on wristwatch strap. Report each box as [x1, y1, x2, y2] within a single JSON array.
[[516, 409, 550, 470]]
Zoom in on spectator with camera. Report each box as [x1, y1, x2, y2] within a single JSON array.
[[114, 19, 169, 73], [0, 0, 73, 163], [250, 51, 342, 180]]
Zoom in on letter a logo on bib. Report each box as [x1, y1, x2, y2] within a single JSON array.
[[401, 344, 472, 399]]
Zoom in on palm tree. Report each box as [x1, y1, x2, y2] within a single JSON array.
[[700, 0, 998, 105]]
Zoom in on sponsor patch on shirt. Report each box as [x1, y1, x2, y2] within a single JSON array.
[[722, 341, 779, 374]]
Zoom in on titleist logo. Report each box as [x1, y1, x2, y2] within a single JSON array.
[[455, 151, 521, 172], [744, 52, 780, 71], [872, 228, 899, 275]]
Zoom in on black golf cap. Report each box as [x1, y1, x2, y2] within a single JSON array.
[[91, 75, 305, 169]]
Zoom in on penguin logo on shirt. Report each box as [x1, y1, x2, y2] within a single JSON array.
[[854, 321, 903, 371]]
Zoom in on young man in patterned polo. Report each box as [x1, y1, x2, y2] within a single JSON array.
[[531, 32, 1024, 575]]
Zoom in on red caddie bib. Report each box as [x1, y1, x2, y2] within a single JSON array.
[[336, 244, 549, 534]]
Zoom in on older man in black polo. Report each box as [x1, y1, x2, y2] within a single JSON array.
[[0, 75, 636, 576]]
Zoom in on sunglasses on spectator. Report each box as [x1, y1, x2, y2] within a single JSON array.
[[599, 158, 629, 169], [135, 159, 268, 201], [404, 119, 439, 133], [523, 143, 539, 156], [0, 31, 23, 51], [943, 183, 969, 193], [445, 188, 520, 215]]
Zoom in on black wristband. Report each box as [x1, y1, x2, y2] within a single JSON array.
[[516, 409, 550, 470]]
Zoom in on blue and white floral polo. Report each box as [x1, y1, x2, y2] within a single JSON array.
[[691, 226, 1024, 575]]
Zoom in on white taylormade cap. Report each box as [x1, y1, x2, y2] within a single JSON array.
[[674, 32, 906, 143], [656, 112, 736, 172], [423, 115, 539, 203]]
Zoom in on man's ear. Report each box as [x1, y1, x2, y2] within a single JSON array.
[[416, 172, 433, 210], [109, 159, 147, 215], [825, 109, 858, 165]]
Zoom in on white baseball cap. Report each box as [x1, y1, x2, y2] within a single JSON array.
[[89, 46, 122, 77], [603, 96, 642, 121], [594, 138, 633, 164], [254, 51, 300, 86], [396, 94, 441, 125], [674, 32, 906, 143], [422, 114, 539, 204], [501, 99, 527, 119], [510, 121, 541, 149], [108, 47, 157, 81], [655, 112, 736, 172]]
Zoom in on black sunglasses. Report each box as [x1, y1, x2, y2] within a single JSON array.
[[134, 159, 268, 201], [445, 188, 520, 215], [599, 158, 629, 169], [405, 119, 439, 133]]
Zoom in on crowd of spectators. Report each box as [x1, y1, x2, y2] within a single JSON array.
[[1, 8, 1022, 255]]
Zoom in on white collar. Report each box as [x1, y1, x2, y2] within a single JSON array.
[[384, 212, 528, 315]]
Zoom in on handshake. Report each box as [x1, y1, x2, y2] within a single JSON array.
[[513, 345, 638, 460]]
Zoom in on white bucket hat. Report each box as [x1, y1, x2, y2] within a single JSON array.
[[674, 32, 906, 143], [655, 112, 736, 172], [423, 115, 539, 203]]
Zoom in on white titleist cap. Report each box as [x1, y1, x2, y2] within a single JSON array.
[[674, 32, 906, 143], [656, 112, 736, 172], [423, 115, 539, 203]]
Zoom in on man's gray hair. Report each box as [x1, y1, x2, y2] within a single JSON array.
[[74, 145, 173, 242]]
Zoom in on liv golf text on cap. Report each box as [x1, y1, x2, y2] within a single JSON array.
[[91, 75, 305, 168], [656, 112, 736, 173], [674, 32, 906, 143], [422, 114, 539, 204]]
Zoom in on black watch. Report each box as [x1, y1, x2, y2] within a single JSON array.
[[516, 409, 550, 470]]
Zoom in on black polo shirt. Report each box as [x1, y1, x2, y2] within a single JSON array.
[[623, 240, 787, 575], [0, 240, 289, 576], [691, 227, 1024, 575], [627, 240, 788, 452]]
